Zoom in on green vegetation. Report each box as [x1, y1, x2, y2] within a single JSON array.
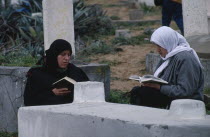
[[78, 40, 114, 56], [110, 15, 121, 20], [108, 90, 130, 104], [204, 88, 210, 95], [139, 2, 161, 16], [0, 0, 115, 67], [0, 132, 17, 137], [99, 60, 121, 66], [111, 34, 150, 46]]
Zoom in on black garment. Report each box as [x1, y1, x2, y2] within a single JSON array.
[[24, 63, 89, 106], [162, 0, 184, 35], [130, 86, 173, 109], [45, 39, 72, 73]]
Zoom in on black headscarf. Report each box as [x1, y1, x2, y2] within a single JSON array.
[[45, 39, 72, 72]]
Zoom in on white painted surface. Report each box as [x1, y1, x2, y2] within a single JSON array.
[[18, 82, 210, 137], [183, 0, 209, 37], [73, 82, 105, 103], [43, 0, 75, 55], [169, 99, 206, 119]]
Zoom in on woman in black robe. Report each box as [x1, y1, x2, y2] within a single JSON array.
[[24, 39, 89, 106]]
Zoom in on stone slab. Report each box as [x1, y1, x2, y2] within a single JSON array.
[[182, 0, 209, 37], [115, 29, 131, 38], [18, 102, 210, 137], [18, 82, 210, 137], [129, 9, 144, 20], [43, 0, 75, 55], [169, 99, 206, 119], [187, 35, 210, 59], [74, 82, 105, 103]]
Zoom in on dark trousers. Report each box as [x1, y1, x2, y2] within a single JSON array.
[[130, 86, 173, 109], [162, 0, 184, 35]]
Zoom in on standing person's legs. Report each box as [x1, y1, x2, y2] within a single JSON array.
[[130, 86, 173, 109], [172, 3, 184, 35], [162, 0, 173, 26]]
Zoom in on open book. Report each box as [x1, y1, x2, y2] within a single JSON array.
[[129, 74, 168, 84], [52, 76, 77, 90]]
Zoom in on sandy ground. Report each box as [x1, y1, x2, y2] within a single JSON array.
[[85, 0, 158, 91]]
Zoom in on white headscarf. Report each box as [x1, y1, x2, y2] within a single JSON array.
[[150, 26, 203, 77]]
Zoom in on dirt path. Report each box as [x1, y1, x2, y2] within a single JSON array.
[[85, 0, 158, 91]]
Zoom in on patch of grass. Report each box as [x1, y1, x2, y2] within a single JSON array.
[[204, 88, 210, 96], [140, 3, 155, 14], [103, 4, 124, 8], [207, 110, 210, 115], [99, 60, 121, 66], [139, 3, 161, 16], [108, 90, 130, 104], [0, 55, 38, 67], [79, 40, 114, 56], [114, 21, 160, 31], [111, 34, 150, 46], [110, 15, 121, 20], [0, 132, 17, 137]]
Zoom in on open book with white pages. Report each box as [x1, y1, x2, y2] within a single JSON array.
[[129, 74, 168, 84]]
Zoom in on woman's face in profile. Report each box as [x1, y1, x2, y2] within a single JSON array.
[[155, 44, 168, 57], [57, 50, 71, 68]]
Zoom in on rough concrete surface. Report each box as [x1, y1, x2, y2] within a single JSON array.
[[18, 102, 210, 137], [18, 82, 210, 137]]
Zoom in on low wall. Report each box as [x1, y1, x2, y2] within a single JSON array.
[[146, 53, 210, 88], [0, 64, 110, 132]]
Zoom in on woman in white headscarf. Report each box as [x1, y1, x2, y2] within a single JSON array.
[[130, 26, 204, 109]]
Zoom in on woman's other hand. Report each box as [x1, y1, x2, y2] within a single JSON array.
[[52, 88, 71, 96], [142, 83, 161, 90]]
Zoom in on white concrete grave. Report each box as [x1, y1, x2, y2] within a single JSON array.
[[183, 0, 209, 37], [43, 0, 75, 55], [18, 82, 210, 137]]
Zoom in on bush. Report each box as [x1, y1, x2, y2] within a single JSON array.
[[74, 0, 115, 38], [78, 40, 114, 56], [0, 0, 115, 66], [0, 132, 17, 137], [110, 15, 120, 20], [111, 34, 150, 46], [108, 90, 130, 104]]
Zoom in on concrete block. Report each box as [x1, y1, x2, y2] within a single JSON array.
[[183, 0, 209, 37], [169, 99, 206, 119], [0, 67, 28, 132], [129, 9, 144, 20], [74, 82, 105, 103], [79, 63, 110, 100], [43, 0, 75, 55], [145, 53, 161, 74], [115, 29, 131, 38]]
